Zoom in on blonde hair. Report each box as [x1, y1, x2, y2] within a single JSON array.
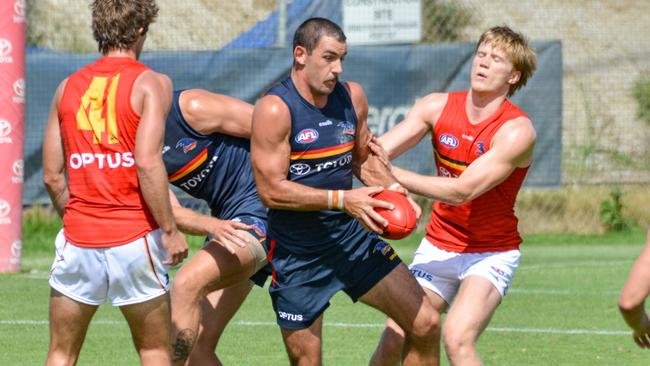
[[476, 26, 537, 97]]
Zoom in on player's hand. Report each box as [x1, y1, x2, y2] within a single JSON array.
[[631, 317, 650, 348], [162, 229, 189, 266], [367, 136, 391, 168], [388, 183, 422, 221], [342, 186, 393, 234], [208, 219, 254, 254]]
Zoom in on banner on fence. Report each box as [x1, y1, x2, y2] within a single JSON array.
[[0, 0, 25, 272], [24, 41, 562, 207]]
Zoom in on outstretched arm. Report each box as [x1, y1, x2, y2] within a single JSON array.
[[42, 80, 69, 218], [346, 82, 397, 187], [251, 94, 391, 233], [392, 117, 536, 205], [168, 189, 253, 253], [179, 89, 253, 138], [348, 81, 423, 219], [378, 93, 447, 160], [619, 228, 650, 348]]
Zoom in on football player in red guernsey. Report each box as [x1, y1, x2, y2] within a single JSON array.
[[371, 26, 537, 366], [42, 1, 187, 364]]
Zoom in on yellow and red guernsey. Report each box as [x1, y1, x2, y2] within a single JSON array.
[[58, 57, 157, 247]]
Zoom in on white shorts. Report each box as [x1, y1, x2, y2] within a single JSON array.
[[409, 237, 520, 305], [49, 229, 170, 306]]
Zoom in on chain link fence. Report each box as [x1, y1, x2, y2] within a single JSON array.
[[25, 0, 650, 234]]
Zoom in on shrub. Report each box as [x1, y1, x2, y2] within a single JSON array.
[[600, 187, 636, 232]]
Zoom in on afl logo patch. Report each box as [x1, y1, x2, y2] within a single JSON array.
[[295, 128, 319, 144], [176, 138, 198, 153], [439, 133, 459, 149]]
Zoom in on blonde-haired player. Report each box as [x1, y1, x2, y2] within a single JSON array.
[[370, 26, 537, 365]]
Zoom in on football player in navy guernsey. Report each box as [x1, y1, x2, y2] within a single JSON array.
[[162, 88, 269, 365], [251, 17, 439, 365]]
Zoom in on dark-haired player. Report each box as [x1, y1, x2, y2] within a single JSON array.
[[251, 17, 439, 365]]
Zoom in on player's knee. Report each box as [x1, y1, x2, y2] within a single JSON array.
[[46, 351, 78, 366], [172, 270, 206, 300], [285, 344, 316, 365], [45, 344, 79, 366], [618, 295, 642, 314], [137, 348, 171, 366], [442, 325, 475, 356], [408, 310, 440, 342], [375, 327, 406, 363]]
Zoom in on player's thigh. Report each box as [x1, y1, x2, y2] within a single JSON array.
[[175, 233, 262, 293], [236, 229, 268, 274], [443, 275, 501, 338], [359, 263, 435, 332], [120, 293, 171, 350], [379, 286, 448, 346], [281, 314, 324, 360], [49, 288, 99, 351]]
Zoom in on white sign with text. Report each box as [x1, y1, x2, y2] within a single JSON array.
[[343, 0, 421, 45]]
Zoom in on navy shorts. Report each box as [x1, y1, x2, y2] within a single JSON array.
[[205, 215, 271, 287], [268, 229, 401, 329]]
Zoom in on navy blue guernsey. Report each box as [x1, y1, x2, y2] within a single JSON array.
[[266, 77, 371, 251], [163, 90, 266, 221]]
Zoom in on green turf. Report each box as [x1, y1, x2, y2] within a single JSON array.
[[2, 225, 648, 365]]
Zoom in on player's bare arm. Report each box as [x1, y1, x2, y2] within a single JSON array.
[[133, 70, 188, 265], [378, 92, 447, 159], [393, 117, 536, 205], [619, 228, 650, 348], [346, 81, 395, 187], [168, 189, 252, 253], [349, 81, 424, 218], [252, 95, 334, 211], [179, 89, 253, 138], [42, 79, 69, 218], [251, 95, 391, 233], [366, 93, 443, 173]]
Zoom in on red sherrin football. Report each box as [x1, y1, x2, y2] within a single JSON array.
[[371, 189, 417, 240]]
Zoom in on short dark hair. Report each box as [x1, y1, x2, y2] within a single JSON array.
[[293, 17, 346, 54], [91, 0, 159, 54]]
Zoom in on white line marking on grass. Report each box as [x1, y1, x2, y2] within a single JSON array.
[[237, 320, 383, 328], [0, 319, 123, 325], [487, 327, 629, 335], [519, 260, 631, 270], [0, 319, 631, 336], [509, 288, 620, 296]]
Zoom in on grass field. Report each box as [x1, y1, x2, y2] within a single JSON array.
[[1, 218, 648, 365]]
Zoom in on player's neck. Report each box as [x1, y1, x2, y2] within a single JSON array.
[[103, 48, 138, 60], [466, 89, 507, 125], [290, 70, 328, 108]]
